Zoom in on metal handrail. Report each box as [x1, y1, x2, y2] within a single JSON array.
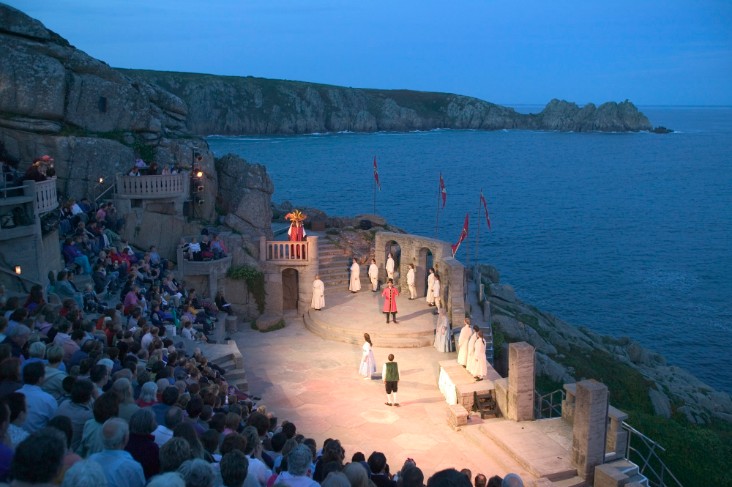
[[622, 421, 683, 487], [534, 388, 565, 419]]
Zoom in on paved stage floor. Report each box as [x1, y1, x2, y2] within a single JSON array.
[[231, 289, 539, 483]]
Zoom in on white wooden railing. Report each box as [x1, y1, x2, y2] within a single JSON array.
[[115, 173, 189, 199], [33, 178, 58, 214]]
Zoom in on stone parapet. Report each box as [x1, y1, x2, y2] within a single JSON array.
[[507, 341, 535, 421]]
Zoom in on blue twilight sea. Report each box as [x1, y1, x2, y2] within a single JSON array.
[[208, 106, 732, 394]]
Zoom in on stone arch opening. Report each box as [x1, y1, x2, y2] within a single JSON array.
[[282, 268, 299, 310]]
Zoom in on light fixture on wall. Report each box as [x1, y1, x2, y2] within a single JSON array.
[[14, 265, 21, 275]]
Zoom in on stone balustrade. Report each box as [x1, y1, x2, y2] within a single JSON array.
[[263, 240, 311, 263], [115, 173, 189, 199]]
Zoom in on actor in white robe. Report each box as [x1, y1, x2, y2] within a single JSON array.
[[406, 264, 417, 300], [359, 333, 376, 378], [311, 275, 325, 310], [368, 259, 379, 292], [471, 332, 489, 379], [386, 253, 395, 279], [432, 274, 442, 309], [426, 268, 435, 305], [457, 319, 473, 366], [466, 327, 480, 375], [433, 307, 449, 352], [349, 258, 361, 292]]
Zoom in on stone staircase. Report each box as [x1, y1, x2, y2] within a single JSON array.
[[317, 238, 369, 290]]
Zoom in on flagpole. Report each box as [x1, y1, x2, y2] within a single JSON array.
[[435, 173, 441, 238], [475, 190, 482, 266]]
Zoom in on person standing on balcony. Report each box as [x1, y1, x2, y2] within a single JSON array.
[[128, 166, 141, 177], [311, 275, 325, 311], [349, 258, 361, 293]]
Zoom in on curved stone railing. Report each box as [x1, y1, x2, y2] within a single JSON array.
[[116, 173, 189, 199], [32, 178, 59, 214]]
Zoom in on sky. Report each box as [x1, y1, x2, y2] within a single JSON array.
[[5, 0, 732, 106]]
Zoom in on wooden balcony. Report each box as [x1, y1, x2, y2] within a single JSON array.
[[32, 178, 59, 214], [115, 173, 189, 199]]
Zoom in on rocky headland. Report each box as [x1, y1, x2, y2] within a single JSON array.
[[119, 69, 653, 135]]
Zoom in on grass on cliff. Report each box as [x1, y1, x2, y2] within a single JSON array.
[[532, 343, 732, 486]]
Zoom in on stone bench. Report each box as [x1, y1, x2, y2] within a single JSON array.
[[447, 404, 469, 430]]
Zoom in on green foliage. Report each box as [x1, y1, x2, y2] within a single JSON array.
[[491, 325, 506, 362], [227, 265, 266, 314], [627, 414, 732, 487]]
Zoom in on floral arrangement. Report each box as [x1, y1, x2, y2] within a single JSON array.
[[285, 209, 307, 223]]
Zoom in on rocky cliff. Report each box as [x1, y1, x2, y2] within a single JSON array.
[[0, 3, 217, 213], [120, 69, 653, 135]]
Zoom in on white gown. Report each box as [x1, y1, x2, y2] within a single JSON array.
[[471, 338, 488, 378], [386, 256, 395, 279], [433, 311, 449, 352], [359, 342, 376, 378], [311, 279, 324, 310], [349, 262, 361, 292], [465, 333, 479, 374], [457, 325, 473, 366], [368, 263, 379, 291], [426, 273, 435, 304]]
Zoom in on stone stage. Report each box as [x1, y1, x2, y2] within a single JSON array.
[[303, 287, 439, 348]]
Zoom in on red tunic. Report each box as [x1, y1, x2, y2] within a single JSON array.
[[382, 286, 399, 313]]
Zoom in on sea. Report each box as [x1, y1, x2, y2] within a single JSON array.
[[208, 106, 732, 395]]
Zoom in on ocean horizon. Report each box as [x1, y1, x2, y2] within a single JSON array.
[[208, 106, 732, 394]]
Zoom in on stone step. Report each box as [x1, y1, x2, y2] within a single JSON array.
[[303, 309, 433, 348], [545, 476, 587, 487]]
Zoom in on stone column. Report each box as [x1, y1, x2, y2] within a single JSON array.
[[259, 236, 267, 262], [507, 342, 535, 421], [571, 379, 608, 483]]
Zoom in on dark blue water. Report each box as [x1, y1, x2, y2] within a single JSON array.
[[208, 107, 732, 394]]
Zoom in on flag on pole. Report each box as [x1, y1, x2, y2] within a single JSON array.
[[373, 156, 381, 190], [480, 190, 491, 230], [451, 213, 469, 257], [439, 173, 447, 207]]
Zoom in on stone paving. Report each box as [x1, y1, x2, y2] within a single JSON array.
[[230, 297, 538, 483]]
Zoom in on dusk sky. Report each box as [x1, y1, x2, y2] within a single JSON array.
[[6, 0, 732, 106]]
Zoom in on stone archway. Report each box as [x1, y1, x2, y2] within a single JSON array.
[[282, 268, 299, 310]]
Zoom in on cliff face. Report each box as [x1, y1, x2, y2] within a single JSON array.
[[0, 4, 217, 209], [120, 69, 653, 135]]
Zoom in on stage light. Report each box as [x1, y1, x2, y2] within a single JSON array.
[[14, 265, 21, 275], [195, 171, 204, 178], [98, 177, 104, 184]]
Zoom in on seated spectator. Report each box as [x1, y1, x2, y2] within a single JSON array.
[[178, 458, 215, 487], [153, 405, 183, 448], [60, 459, 107, 487], [9, 427, 67, 485], [0, 357, 23, 399], [18, 362, 57, 433], [62, 238, 92, 274], [78, 391, 119, 457], [367, 451, 396, 487], [55, 379, 95, 452], [211, 234, 228, 259], [128, 165, 142, 177], [6, 391, 29, 448], [3, 324, 31, 362], [47, 414, 83, 482], [23, 284, 46, 315], [159, 437, 193, 473], [275, 444, 320, 487], [125, 408, 160, 480], [88, 418, 146, 487], [221, 450, 249, 487], [41, 345, 68, 402], [136, 381, 158, 408], [427, 469, 472, 487], [215, 290, 233, 315], [243, 425, 272, 487]]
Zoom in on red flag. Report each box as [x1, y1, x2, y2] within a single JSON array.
[[439, 173, 446, 207], [480, 190, 491, 230], [373, 156, 381, 190], [451, 213, 469, 257]]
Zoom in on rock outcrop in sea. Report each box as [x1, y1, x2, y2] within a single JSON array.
[[120, 69, 653, 135]]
